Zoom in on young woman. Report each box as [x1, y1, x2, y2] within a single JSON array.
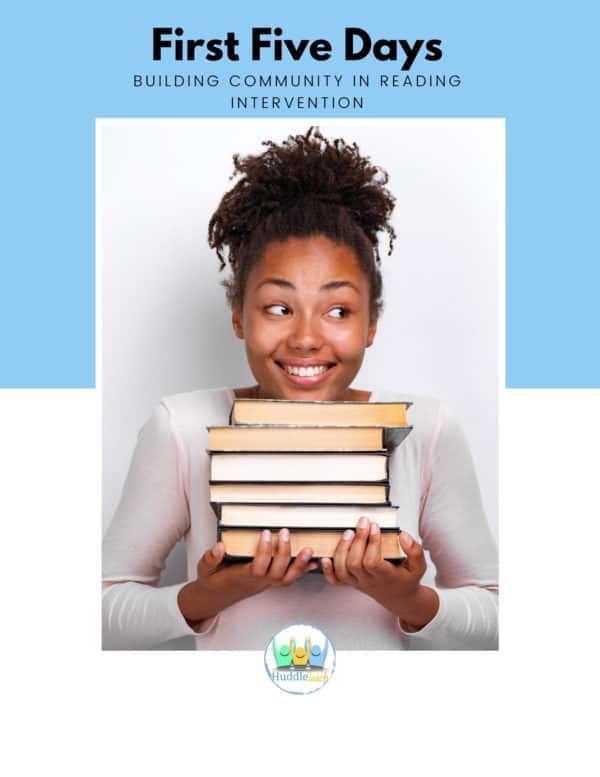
[[102, 128, 498, 650]]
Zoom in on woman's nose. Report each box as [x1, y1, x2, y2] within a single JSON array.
[[287, 314, 323, 351]]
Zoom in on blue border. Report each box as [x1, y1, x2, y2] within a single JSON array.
[[2, 1, 599, 386]]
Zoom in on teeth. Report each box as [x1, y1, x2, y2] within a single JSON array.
[[284, 364, 329, 377]]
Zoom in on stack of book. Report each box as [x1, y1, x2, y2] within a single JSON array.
[[208, 398, 413, 566]]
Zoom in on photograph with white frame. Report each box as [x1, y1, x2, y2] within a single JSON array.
[[99, 118, 502, 651]]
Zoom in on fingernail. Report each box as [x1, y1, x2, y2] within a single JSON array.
[[358, 516, 368, 529], [401, 531, 414, 549], [211, 542, 221, 555], [301, 549, 313, 561], [262, 529, 272, 543], [370, 522, 379, 536], [280, 528, 290, 542], [343, 529, 354, 541]]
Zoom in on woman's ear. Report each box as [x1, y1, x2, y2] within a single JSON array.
[[366, 315, 378, 348], [232, 305, 244, 339]]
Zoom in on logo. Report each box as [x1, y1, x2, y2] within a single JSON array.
[[264, 624, 335, 695]]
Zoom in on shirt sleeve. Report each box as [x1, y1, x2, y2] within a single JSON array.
[[398, 402, 499, 649], [102, 402, 218, 649]]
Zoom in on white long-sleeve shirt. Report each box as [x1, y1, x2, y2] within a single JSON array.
[[102, 387, 498, 650]]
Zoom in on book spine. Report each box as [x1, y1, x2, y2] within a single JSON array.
[[383, 426, 413, 449]]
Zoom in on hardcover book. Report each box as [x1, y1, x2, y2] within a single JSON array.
[[213, 502, 399, 527], [229, 398, 411, 447], [209, 481, 390, 504], [207, 424, 411, 450], [209, 450, 390, 482], [219, 525, 407, 564]]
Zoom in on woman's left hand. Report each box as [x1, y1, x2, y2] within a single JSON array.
[[321, 517, 440, 631]]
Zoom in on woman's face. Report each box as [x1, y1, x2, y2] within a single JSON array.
[[232, 235, 378, 401]]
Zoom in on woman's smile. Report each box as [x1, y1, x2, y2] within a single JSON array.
[[275, 359, 337, 385]]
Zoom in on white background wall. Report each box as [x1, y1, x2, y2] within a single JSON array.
[[99, 118, 503, 646]]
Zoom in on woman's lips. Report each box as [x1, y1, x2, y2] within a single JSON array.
[[276, 362, 335, 386]]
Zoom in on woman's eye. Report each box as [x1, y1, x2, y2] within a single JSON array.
[[328, 306, 348, 319], [265, 304, 290, 316]]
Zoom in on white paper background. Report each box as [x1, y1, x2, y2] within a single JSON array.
[[2, 387, 598, 773]]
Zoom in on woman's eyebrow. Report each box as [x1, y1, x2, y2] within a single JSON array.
[[256, 278, 360, 293], [256, 277, 295, 290], [320, 280, 360, 293]]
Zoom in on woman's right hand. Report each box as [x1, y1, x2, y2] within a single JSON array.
[[177, 528, 317, 630]]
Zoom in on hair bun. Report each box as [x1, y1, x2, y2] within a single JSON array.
[[208, 127, 395, 316]]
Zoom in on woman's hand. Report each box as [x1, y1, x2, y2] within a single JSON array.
[[321, 517, 439, 631], [177, 528, 317, 630]]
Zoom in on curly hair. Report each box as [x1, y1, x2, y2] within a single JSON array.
[[208, 127, 396, 318]]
